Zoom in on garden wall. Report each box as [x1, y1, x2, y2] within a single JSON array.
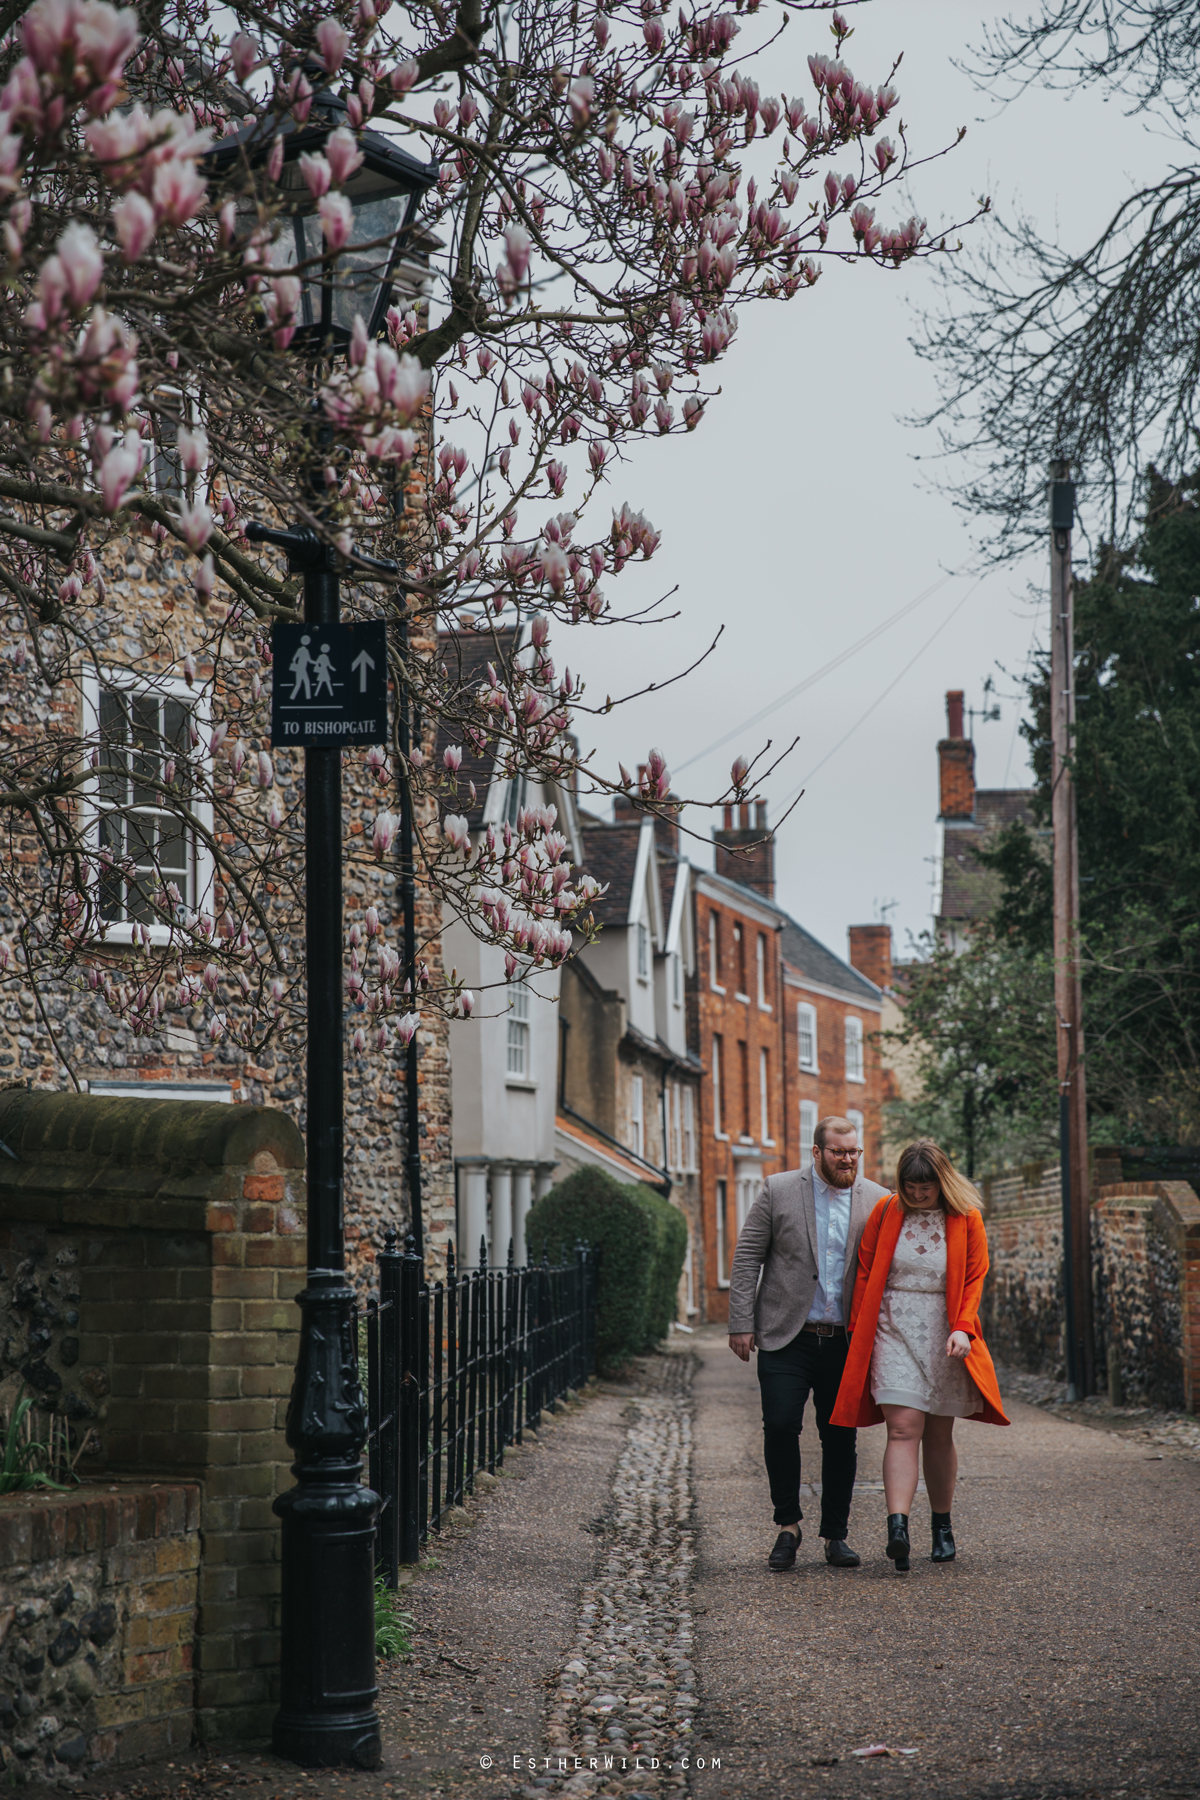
[[0, 1484, 199, 1783], [0, 1090, 307, 1781], [979, 1162, 1200, 1410]]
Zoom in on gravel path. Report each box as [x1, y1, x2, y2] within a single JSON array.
[[73, 1334, 1200, 1800], [691, 1326, 1200, 1800]]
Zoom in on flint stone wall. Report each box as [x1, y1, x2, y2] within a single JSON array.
[[0, 1090, 310, 1778], [980, 1164, 1200, 1410], [0, 1484, 199, 1785]]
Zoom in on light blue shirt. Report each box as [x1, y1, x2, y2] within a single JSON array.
[[806, 1166, 853, 1325]]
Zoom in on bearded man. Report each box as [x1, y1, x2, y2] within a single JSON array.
[[727, 1115, 889, 1571]]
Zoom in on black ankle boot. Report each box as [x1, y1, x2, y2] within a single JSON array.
[[931, 1511, 956, 1562], [885, 1512, 910, 1572]]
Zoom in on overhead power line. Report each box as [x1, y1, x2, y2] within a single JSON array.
[[674, 567, 961, 775], [773, 577, 987, 814]]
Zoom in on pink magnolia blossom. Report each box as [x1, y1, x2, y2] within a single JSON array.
[[176, 496, 212, 551], [299, 152, 332, 200], [443, 744, 463, 773], [152, 155, 206, 227], [457, 991, 474, 1018], [288, 68, 313, 122], [318, 191, 353, 251], [193, 554, 216, 603], [325, 126, 364, 187], [97, 434, 140, 511], [176, 424, 207, 473], [389, 60, 418, 94], [351, 1027, 366, 1055], [396, 1011, 420, 1045], [443, 813, 471, 854], [255, 750, 273, 788], [730, 754, 750, 790], [267, 135, 284, 182], [568, 76, 594, 127], [372, 810, 397, 857], [316, 17, 350, 75], [38, 222, 103, 321], [364, 906, 380, 938], [229, 33, 259, 83], [113, 190, 155, 260]]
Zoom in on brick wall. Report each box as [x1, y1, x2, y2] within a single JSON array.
[[0, 1091, 312, 1767], [0, 1483, 199, 1784], [979, 1164, 1200, 1409]]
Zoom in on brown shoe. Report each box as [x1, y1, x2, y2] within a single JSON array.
[[768, 1528, 800, 1571]]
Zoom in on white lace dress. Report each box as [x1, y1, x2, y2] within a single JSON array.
[[870, 1208, 983, 1416]]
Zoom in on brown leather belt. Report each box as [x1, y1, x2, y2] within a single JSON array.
[[801, 1321, 846, 1337]]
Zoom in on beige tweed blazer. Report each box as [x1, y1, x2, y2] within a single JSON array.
[[726, 1165, 890, 1353]]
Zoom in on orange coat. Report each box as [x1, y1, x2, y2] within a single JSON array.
[[830, 1196, 1009, 1429]]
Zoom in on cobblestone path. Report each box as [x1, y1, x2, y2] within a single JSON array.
[[528, 1355, 699, 1799]]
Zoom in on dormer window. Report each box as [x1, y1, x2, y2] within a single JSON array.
[[637, 919, 650, 981]]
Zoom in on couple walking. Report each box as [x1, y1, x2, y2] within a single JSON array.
[[728, 1118, 1008, 1572]]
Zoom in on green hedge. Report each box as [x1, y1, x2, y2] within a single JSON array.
[[525, 1165, 689, 1374]]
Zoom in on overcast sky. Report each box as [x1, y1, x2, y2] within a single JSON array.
[[557, 0, 1162, 967]]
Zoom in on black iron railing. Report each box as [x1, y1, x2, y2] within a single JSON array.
[[360, 1231, 599, 1582]]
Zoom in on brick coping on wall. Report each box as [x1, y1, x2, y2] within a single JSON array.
[[0, 1478, 200, 1566]]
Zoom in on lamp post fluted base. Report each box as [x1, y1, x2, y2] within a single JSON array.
[[272, 1475, 381, 1768], [272, 1276, 381, 1769]]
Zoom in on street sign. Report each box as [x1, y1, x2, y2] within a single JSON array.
[[270, 620, 389, 747]]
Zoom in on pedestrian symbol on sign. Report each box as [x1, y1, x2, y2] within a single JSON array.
[[271, 619, 388, 748]]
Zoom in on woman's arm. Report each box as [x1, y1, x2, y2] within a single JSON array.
[[951, 1209, 991, 1335], [847, 1196, 891, 1332]]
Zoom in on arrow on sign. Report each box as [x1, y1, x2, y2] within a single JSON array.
[[351, 648, 376, 693]]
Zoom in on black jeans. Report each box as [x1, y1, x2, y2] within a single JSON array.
[[757, 1328, 857, 1540]]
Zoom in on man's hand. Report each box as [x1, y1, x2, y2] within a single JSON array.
[[728, 1333, 756, 1362]]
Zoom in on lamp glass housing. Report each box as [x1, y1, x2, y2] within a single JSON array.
[[273, 159, 414, 341]]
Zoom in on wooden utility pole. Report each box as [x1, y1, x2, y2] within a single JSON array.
[[1049, 461, 1094, 1397]]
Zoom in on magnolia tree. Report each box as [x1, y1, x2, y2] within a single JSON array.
[[0, 0, 970, 1072]]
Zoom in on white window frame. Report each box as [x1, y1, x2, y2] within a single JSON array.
[[672, 950, 681, 1007], [712, 1035, 726, 1140], [684, 1233, 697, 1316], [845, 1014, 865, 1084], [716, 1176, 729, 1287], [79, 665, 214, 949], [736, 1173, 757, 1233], [733, 922, 748, 1000], [683, 1085, 696, 1171], [799, 1099, 818, 1171], [846, 1108, 865, 1167], [797, 1002, 818, 1073], [759, 1046, 774, 1146], [708, 909, 724, 993], [636, 919, 651, 983], [630, 1071, 645, 1159], [506, 980, 533, 1084], [671, 1082, 682, 1170], [756, 933, 772, 1011]]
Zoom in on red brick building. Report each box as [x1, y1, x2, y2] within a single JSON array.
[[693, 805, 885, 1323]]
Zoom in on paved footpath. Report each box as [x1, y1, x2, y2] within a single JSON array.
[[77, 1331, 1200, 1800]]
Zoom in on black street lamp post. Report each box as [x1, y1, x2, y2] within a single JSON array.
[[207, 90, 436, 1770]]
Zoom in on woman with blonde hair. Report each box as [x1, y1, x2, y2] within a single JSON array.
[[830, 1139, 1008, 1571]]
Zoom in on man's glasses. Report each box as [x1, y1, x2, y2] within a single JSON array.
[[823, 1149, 861, 1161]]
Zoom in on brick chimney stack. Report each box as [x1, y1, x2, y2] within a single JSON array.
[[938, 688, 975, 821], [713, 798, 775, 900], [848, 924, 893, 991]]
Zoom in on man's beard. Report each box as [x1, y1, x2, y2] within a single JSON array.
[[816, 1155, 856, 1189]]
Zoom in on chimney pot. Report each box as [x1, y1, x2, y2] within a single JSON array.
[[938, 689, 975, 820]]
